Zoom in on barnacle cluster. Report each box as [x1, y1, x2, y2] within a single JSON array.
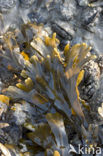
[[0, 23, 100, 156]]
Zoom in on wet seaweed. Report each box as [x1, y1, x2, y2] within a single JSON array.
[[0, 23, 100, 156]]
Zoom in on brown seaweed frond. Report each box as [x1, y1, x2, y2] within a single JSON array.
[[0, 23, 97, 155], [3, 25, 95, 128]]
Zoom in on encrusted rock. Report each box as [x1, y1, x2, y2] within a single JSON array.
[[79, 59, 100, 101], [81, 7, 98, 26], [96, 55, 103, 73]]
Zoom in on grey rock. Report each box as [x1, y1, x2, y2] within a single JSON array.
[[81, 7, 98, 25], [90, 74, 103, 111], [8, 102, 38, 125], [19, 0, 35, 8], [0, 0, 17, 13], [96, 55, 103, 73], [51, 23, 72, 40], [0, 102, 8, 117], [79, 60, 100, 101], [0, 0, 102, 56], [77, 0, 89, 6], [28, 12, 46, 24]]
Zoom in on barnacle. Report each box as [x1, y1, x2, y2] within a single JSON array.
[[0, 23, 97, 155]]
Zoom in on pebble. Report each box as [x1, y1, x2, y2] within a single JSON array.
[[77, 0, 89, 6]]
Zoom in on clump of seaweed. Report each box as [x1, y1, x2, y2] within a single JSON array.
[[0, 23, 100, 155]]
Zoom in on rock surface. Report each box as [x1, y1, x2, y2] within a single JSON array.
[[0, 0, 102, 54]]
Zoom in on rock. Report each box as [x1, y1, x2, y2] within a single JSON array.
[[28, 12, 46, 24], [77, 0, 89, 6], [79, 60, 100, 101], [20, 0, 35, 8], [81, 7, 98, 25], [0, 102, 8, 117], [0, 0, 17, 13], [8, 102, 38, 125], [96, 55, 103, 73]]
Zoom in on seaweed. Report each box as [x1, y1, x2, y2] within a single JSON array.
[[0, 23, 98, 155]]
